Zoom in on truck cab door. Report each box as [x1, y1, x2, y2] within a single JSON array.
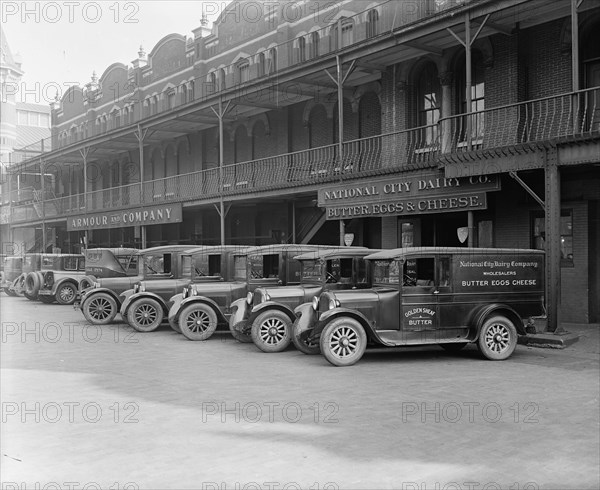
[[399, 256, 440, 343]]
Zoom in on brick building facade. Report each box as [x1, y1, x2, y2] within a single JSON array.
[[1, 0, 599, 324]]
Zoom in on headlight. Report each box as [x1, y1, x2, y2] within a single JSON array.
[[133, 283, 140, 293], [93, 281, 100, 288], [311, 296, 319, 311], [191, 287, 198, 296], [182, 287, 189, 299], [328, 298, 339, 310], [246, 291, 253, 305]]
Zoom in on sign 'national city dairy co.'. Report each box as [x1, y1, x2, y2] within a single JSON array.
[[67, 203, 183, 231], [318, 171, 500, 220]]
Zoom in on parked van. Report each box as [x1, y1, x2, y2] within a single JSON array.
[[293, 247, 545, 366]]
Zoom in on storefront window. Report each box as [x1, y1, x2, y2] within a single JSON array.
[[532, 210, 573, 265]]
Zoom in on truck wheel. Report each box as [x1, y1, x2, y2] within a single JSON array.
[[478, 316, 517, 360], [179, 304, 218, 341], [251, 310, 292, 353], [320, 317, 367, 367], [128, 298, 163, 332], [291, 319, 320, 355], [83, 293, 118, 325], [79, 278, 93, 290], [229, 320, 252, 343], [39, 296, 55, 304], [56, 283, 77, 305]]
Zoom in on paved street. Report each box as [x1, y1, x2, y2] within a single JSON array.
[[1, 294, 598, 490]]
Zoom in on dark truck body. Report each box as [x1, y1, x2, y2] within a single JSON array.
[[229, 247, 375, 352], [294, 247, 545, 366], [168, 244, 335, 341]]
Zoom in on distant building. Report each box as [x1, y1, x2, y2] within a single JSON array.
[[1, 29, 51, 250]]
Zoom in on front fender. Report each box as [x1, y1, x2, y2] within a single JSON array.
[[315, 307, 374, 339], [82, 287, 123, 307], [293, 303, 319, 338], [48, 277, 78, 296], [170, 296, 227, 326], [251, 301, 295, 323], [229, 298, 250, 329], [121, 291, 167, 318]]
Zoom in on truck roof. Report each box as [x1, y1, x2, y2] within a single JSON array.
[[246, 244, 336, 256], [366, 247, 546, 261], [293, 247, 374, 261], [186, 245, 260, 256], [87, 248, 139, 256]]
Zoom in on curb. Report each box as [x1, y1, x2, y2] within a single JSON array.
[[518, 332, 581, 349]]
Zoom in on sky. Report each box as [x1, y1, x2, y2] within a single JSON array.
[[2, 0, 231, 105]]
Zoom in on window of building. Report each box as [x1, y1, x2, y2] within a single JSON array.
[[532, 210, 573, 266], [207, 72, 217, 94], [331, 18, 354, 51], [257, 52, 266, 77], [40, 113, 50, 127], [457, 51, 485, 144], [219, 68, 227, 90], [237, 59, 250, 84], [297, 36, 306, 63], [18, 111, 28, 125], [167, 90, 176, 109], [417, 63, 441, 145], [310, 31, 320, 58], [268, 48, 277, 73], [366, 9, 379, 38]]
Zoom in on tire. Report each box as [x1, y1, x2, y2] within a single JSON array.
[[128, 298, 164, 332], [83, 292, 118, 325], [179, 303, 218, 341], [291, 319, 320, 355], [251, 310, 292, 353], [4, 287, 17, 297], [39, 296, 55, 304], [478, 315, 517, 360], [25, 272, 41, 299], [56, 282, 77, 305], [440, 342, 468, 352], [13, 276, 24, 296], [79, 278, 93, 291], [229, 320, 252, 343], [320, 317, 367, 367]]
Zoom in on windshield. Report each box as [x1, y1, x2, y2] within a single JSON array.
[[248, 253, 280, 280], [300, 260, 323, 283], [192, 254, 222, 279], [143, 254, 171, 276], [233, 255, 247, 281], [372, 259, 400, 286]]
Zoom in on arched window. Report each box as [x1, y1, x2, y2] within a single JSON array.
[[366, 9, 379, 38], [268, 47, 277, 73], [113, 109, 121, 129], [297, 36, 306, 63], [219, 68, 227, 90], [257, 52, 266, 77], [167, 90, 176, 109], [456, 51, 485, 143], [417, 63, 441, 145], [236, 59, 250, 84], [310, 31, 320, 58], [188, 81, 195, 102], [331, 18, 354, 51], [207, 72, 217, 94]]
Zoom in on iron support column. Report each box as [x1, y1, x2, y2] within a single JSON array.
[[545, 150, 562, 333]]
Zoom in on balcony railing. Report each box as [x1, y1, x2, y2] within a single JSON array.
[[2, 87, 598, 226], [440, 87, 600, 153], [1, 124, 438, 224]]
